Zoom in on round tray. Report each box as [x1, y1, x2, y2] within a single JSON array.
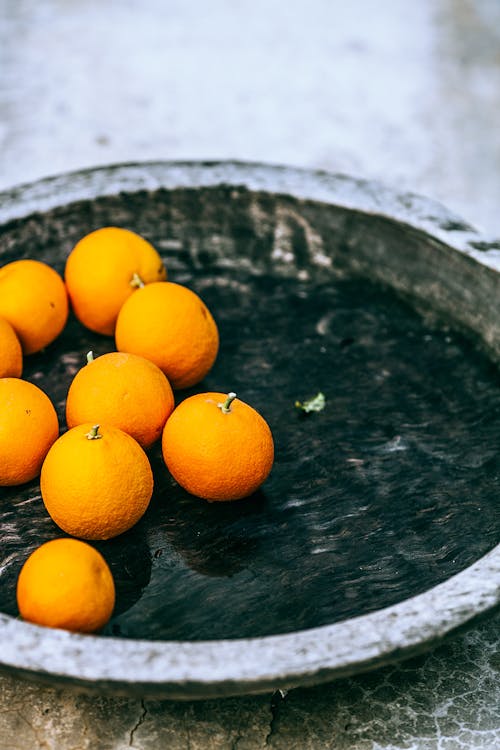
[[0, 161, 499, 699]]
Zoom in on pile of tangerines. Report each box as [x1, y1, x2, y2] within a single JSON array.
[[0, 227, 274, 634]]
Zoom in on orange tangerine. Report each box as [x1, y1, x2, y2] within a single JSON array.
[[40, 423, 154, 540], [0, 378, 59, 486], [0, 259, 68, 354], [64, 226, 167, 336], [16, 538, 115, 633], [162, 392, 274, 501], [0, 317, 23, 377], [66, 351, 175, 448], [115, 281, 219, 389]]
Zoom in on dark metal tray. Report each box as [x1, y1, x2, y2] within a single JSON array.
[[0, 161, 499, 698]]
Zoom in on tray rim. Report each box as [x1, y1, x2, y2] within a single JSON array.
[[0, 159, 499, 699]]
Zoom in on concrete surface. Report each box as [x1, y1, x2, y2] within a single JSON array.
[[1, 0, 500, 748], [1, 611, 499, 749], [1, 0, 500, 237]]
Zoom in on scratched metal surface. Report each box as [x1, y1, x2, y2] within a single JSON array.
[[1, 266, 500, 642], [0, 176, 499, 651]]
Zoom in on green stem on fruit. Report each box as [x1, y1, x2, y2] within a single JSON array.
[[85, 424, 103, 440], [218, 392, 237, 414], [130, 272, 145, 288], [86, 351, 94, 364]]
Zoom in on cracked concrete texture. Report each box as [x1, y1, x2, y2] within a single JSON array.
[[0, 679, 272, 750], [264, 613, 500, 750], [0, 679, 142, 750], [0, 610, 499, 749]]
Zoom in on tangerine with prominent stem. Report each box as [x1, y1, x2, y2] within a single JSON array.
[[41, 423, 154, 540], [162, 391, 274, 501]]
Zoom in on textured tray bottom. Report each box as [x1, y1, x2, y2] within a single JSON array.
[[1, 270, 499, 641]]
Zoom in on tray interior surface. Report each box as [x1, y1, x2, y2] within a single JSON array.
[[1, 186, 500, 642]]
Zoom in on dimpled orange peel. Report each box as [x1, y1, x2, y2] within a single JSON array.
[[0, 317, 23, 377], [64, 226, 167, 336], [40, 423, 154, 540], [115, 281, 219, 389], [162, 391, 274, 501], [0, 259, 68, 354], [16, 538, 115, 633], [66, 350, 175, 448], [0, 378, 59, 486]]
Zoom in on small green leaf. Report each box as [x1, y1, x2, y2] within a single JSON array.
[[295, 392, 326, 413]]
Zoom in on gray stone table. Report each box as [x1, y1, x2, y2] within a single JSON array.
[[1, 1, 499, 748]]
